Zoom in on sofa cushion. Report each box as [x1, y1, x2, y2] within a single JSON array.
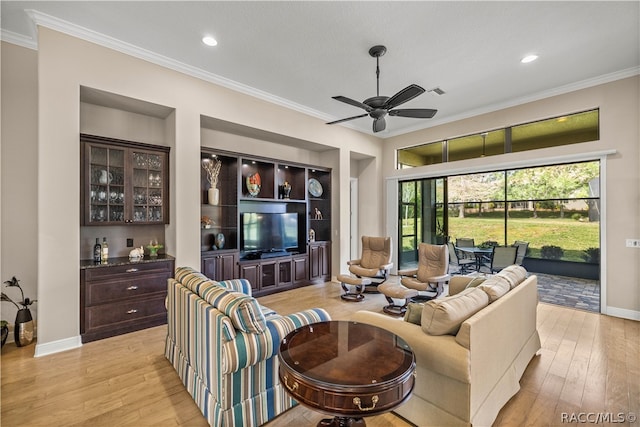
[[464, 276, 487, 289], [421, 287, 489, 335], [478, 276, 511, 303], [404, 302, 424, 325], [496, 264, 528, 289]]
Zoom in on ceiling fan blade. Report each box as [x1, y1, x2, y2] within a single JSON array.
[[389, 108, 438, 119], [384, 84, 426, 109], [332, 96, 372, 112], [326, 113, 368, 125], [373, 117, 386, 133]]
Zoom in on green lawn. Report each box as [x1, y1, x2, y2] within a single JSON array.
[[448, 216, 599, 262]]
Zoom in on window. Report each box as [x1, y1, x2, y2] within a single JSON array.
[[398, 161, 600, 271], [396, 110, 599, 169]]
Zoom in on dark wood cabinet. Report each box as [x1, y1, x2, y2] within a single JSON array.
[[292, 254, 308, 286], [202, 251, 239, 281], [309, 241, 331, 283], [239, 256, 295, 296], [81, 134, 170, 225], [201, 148, 332, 293], [80, 257, 174, 343]]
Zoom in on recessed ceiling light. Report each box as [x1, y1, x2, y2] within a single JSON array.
[[521, 54, 538, 64], [202, 36, 218, 47]]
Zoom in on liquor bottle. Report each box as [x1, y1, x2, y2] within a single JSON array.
[[101, 237, 109, 262], [93, 238, 102, 263]]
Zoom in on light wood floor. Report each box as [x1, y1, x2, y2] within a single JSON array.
[[1, 281, 638, 426]]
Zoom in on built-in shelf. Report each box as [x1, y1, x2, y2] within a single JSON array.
[[200, 148, 331, 296]]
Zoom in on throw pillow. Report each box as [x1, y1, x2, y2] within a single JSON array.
[[403, 302, 424, 325], [477, 276, 511, 302], [197, 285, 267, 334], [465, 276, 487, 289], [496, 265, 528, 289], [421, 288, 489, 335]]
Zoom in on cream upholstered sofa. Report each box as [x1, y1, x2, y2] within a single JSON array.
[[165, 267, 331, 427], [352, 265, 540, 426]]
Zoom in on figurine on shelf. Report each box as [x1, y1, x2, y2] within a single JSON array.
[[201, 216, 213, 229], [282, 181, 292, 199], [314, 207, 323, 220], [129, 246, 144, 261], [309, 228, 316, 242]]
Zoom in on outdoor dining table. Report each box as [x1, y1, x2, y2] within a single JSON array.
[[455, 246, 493, 271]]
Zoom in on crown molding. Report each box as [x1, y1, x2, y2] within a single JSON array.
[[0, 29, 37, 50], [383, 66, 640, 138], [19, 9, 640, 140], [25, 10, 335, 124]]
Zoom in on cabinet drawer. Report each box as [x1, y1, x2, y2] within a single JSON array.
[[84, 260, 172, 281], [84, 294, 166, 330], [84, 273, 170, 306]]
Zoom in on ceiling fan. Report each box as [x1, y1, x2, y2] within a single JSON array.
[[327, 45, 438, 133]]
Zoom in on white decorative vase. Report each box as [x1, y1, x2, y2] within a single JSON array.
[[208, 187, 219, 205]]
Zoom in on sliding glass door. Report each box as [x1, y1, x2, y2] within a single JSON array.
[[398, 178, 445, 270]]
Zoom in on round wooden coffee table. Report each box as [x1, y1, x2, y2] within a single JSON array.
[[278, 320, 415, 427]]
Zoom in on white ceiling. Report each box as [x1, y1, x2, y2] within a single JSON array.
[[2, 1, 639, 138]]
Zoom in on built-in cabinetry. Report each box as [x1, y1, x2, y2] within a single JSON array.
[[200, 148, 331, 296], [309, 241, 331, 283], [202, 250, 239, 282], [80, 256, 175, 343], [81, 134, 170, 225]]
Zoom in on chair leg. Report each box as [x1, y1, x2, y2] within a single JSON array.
[[340, 282, 365, 302], [382, 295, 409, 316], [410, 282, 444, 302]]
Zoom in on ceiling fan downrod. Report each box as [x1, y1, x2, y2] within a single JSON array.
[[369, 45, 387, 97]]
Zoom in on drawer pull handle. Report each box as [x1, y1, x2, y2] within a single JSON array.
[[353, 395, 378, 412], [126, 286, 138, 291], [126, 309, 138, 314], [283, 375, 298, 393], [126, 268, 139, 273]]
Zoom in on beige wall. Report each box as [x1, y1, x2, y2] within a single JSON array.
[[384, 76, 640, 319], [3, 26, 637, 356], [1, 42, 38, 330], [2, 28, 383, 355]]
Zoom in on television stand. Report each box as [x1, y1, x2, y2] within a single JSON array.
[[260, 250, 289, 259]]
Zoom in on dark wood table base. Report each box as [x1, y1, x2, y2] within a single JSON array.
[[318, 417, 365, 427]]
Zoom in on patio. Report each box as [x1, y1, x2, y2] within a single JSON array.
[[445, 264, 601, 313]]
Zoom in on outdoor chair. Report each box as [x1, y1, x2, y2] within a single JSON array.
[[456, 237, 475, 260], [336, 236, 393, 300], [513, 240, 529, 265], [481, 245, 518, 273], [448, 242, 475, 274]]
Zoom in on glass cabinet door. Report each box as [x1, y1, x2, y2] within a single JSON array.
[[82, 136, 169, 226], [88, 145, 125, 224], [131, 150, 165, 223]]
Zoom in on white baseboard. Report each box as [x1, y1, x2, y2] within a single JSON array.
[[605, 306, 640, 321], [34, 335, 82, 357]]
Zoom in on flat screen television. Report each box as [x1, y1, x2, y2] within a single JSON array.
[[240, 212, 299, 254]]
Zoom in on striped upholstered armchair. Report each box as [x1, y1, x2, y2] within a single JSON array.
[[165, 267, 331, 427]]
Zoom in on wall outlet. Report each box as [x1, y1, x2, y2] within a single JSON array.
[[626, 239, 640, 248], [126, 238, 134, 247]]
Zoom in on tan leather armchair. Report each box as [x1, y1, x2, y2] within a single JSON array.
[[337, 236, 393, 300], [398, 243, 450, 301]]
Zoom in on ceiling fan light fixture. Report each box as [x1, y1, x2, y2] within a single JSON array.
[[521, 54, 538, 64], [327, 45, 438, 133]]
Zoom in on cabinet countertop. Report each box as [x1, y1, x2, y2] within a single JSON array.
[[80, 254, 175, 270]]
